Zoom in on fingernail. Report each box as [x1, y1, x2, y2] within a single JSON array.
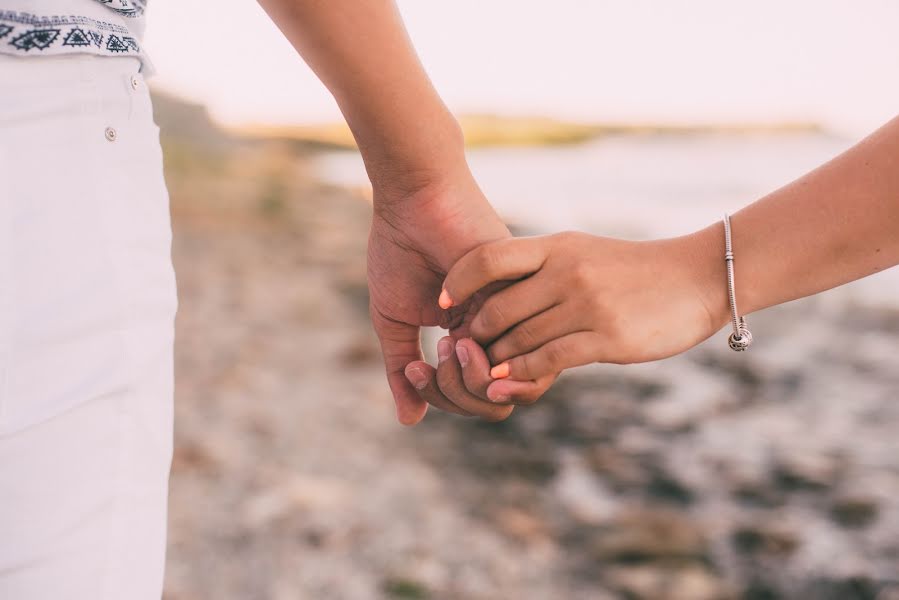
[[405, 367, 428, 390], [455, 343, 469, 367], [490, 394, 510, 403], [490, 362, 510, 379], [438, 288, 454, 309], [487, 385, 506, 402], [437, 338, 453, 364]]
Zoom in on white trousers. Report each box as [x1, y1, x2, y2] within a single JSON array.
[[0, 54, 177, 599]]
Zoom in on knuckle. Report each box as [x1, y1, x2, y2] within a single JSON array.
[[604, 314, 629, 344], [570, 259, 594, 287], [518, 353, 537, 380], [486, 343, 505, 365], [543, 340, 569, 368], [584, 294, 607, 321], [478, 299, 507, 334], [605, 321, 636, 364], [553, 230, 587, 250], [475, 245, 503, 278], [470, 319, 491, 345], [552, 230, 578, 244], [512, 322, 538, 349]]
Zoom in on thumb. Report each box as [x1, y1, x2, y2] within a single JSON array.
[[370, 307, 429, 426]]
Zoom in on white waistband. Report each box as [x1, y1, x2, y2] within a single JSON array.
[[0, 52, 141, 85]]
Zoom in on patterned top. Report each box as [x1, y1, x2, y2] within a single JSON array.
[[0, 0, 150, 71]]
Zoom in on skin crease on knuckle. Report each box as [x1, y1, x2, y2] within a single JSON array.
[[543, 340, 570, 374], [516, 350, 540, 382], [486, 343, 505, 366], [477, 244, 504, 282], [554, 230, 588, 253], [473, 297, 507, 341], [490, 311, 554, 364], [501, 323, 538, 361]]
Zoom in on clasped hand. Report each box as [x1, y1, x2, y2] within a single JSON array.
[[369, 166, 727, 425]]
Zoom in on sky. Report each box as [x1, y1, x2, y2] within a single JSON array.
[[144, 1, 899, 136]]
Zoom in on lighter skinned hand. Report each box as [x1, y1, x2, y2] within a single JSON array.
[[440, 231, 728, 401]]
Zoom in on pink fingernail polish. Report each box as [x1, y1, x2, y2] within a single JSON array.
[[438, 289, 454, 309], [437, 338, 453, 364], [455, 343, 470, 367], [406, 367, 428, 390], [490, 362, 510, 379]]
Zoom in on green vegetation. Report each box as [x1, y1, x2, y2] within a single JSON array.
[[382, 577, 430, 600]]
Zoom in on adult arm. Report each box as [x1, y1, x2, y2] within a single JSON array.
[[256, 0, 462, 191], [256, 0, 555, 423]]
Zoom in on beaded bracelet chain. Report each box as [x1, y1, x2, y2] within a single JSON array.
[[723, 214, 753, 351]]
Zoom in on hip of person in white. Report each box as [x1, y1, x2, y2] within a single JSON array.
[[0, 52, 176, 599]]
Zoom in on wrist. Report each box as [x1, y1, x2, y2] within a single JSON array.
[[680, 222, 732, 335], [368, 157, 510, 271], [352, 107, 467, 201]]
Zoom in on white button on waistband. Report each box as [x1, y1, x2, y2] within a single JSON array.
[[105, 127, 117, 142], [130, 75, 140, 90]]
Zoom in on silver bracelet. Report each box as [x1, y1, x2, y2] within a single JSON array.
[[723, 214, 753, 351]]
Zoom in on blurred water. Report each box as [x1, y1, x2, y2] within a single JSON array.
[[316, 132, 899, 307]]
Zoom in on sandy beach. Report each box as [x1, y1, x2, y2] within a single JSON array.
[[158, 96, 899, 600]]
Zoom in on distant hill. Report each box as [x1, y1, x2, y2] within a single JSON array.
[[236, 115, 826, 150], [150, 88, 347, 154], [150, 88, 234, 149], [151, 88, 825, 152]]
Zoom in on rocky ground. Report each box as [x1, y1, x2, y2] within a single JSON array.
[[158, 131, 899, 600]]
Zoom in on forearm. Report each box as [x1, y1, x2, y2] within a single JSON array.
[[257, 0, 465, 193], [695, 116, 899, 324]]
